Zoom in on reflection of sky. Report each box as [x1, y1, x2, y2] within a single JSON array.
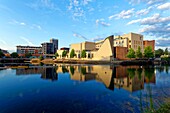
[[0, 66, 170, 113]]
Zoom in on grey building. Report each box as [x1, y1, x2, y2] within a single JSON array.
[[41, 38, 58, 54]]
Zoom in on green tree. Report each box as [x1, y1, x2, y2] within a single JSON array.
[[62, 50, 67, 57], [126, 48, 136, 59], [164, 48, 169, 55], [25, 53, 32, 58], [136, 46, 143, 58], [70, 49, 75, 58], [81, 50, 86, 58], [144, 46, 154, 58], [0, 51, 5, 58], [10, 52, 18, 58], [81, 67, 86, 74], [55, 52, 59, 58], [127, 68, 136, 78], [155, 48, 164, 58], [70, 66, 75, 75], [39, 55, 44, 61]]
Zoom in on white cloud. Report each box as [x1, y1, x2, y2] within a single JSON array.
[[96, 19, 110, 27], [157, 2, 170, 10], [68, 0, 94, 20], [8, 20, 26, 26], [136, 6, 153, 16], [73, 32, 88, 40], [109, 8, 134, 20], [128, 13, 170, 25], [20, 22, 26, 26], [31, 24, 42, 30], [20, 37, 34, 46], [0, 40, 7, 45], [127, 19, 141, 25]]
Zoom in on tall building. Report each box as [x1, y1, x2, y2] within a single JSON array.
[[16, 46, 42, 54], [41, 43, 54, 54], [114, 32, 144, 52], [50, 39, 58, 53], [41, 38, 58, 54]]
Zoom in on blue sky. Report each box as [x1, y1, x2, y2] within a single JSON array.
[[0, 0, 170, 52]]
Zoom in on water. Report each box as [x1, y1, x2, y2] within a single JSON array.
[[0, 64, 170, 113]]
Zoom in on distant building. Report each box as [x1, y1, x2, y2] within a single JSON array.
[[50, 39, 58, 53], [57, 47, 70, 58], [42, 38, 58, 54], [114, 32, 144, 52], [0, 48, 9, 54], [143, 40, 155, 51], [16, 46, 42, 54], [41, 43, 54, 54]]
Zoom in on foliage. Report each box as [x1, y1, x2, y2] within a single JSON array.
[[126, 48, 136, 59], [10, 52, 19, 58], [156, 103, 170, 113], [25, 53, 32, 58], [70, 66, 75, 75], [144, 46, 154, 58], [164, 48, 169, 55], [127, 68, 136, 78], [81, 50, 86, 58], [62, 50, 67, 57], [70, 49, 75, 58], [136, 46, 143, 58], [144, 68, 154, 81], [0, 51, 5, 58], [39, 55, 44, 61], [137, 68, 143, 80], [155, 48, 164, 58], [62, 66, 69, 73], [55, 52, 59, 58], [81, 67, 86, 74]]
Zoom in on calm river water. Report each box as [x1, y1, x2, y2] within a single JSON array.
[[0, 64, 170, 113]]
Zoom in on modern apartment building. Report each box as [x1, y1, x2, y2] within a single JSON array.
[[114, 32, 144, 52], [41, 38, 58, 54], [16, 46, 42, 54], [50, 39, 58, 53]]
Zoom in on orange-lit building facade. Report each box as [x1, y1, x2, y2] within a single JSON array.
[[143, 40, 155, 51]]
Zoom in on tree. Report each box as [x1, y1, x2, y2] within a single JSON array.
[[62, 50, 67, 57], [39, 55, 44, 61], [55, 52, 59, 58], [10, 52, 18, 58], [164, 48, 169, 55], [70, 49, 75, 58], [144, 46, 154, 58], [25, 53, 32, 58], [126, 48, 136, 59], [0, 51, 5, 58], [136, 46, 143, 58], [155, 48, 164, 58], [81, 50, 86, 58]]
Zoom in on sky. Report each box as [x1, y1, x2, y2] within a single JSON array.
[[0, 0, 170, 53]]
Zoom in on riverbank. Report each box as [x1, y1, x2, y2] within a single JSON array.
[[0, 58, 170, 66]]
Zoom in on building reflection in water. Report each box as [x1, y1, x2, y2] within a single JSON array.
[[16, 67, 58, 81], [16, 65, 156, 92]]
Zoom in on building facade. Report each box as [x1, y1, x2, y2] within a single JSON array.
[[143, 40, 155, 52], [114, 32, 144, 52], [50, 39, 58, 53], [16, 46, 42, 54], [41, 38, 58, 54]]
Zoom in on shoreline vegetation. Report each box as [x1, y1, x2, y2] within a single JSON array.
[[0, 58, 170, 66]]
